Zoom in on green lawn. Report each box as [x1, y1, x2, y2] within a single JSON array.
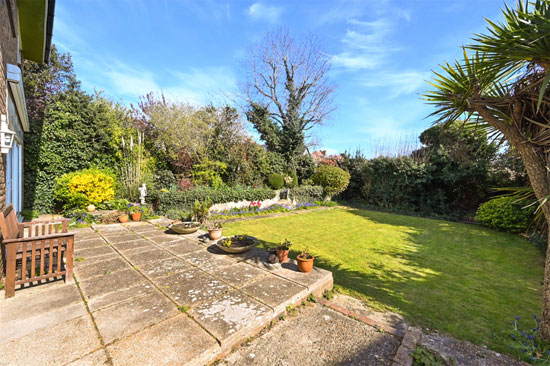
[[224, 208, 545, 354]]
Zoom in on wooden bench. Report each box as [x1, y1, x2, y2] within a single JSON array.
[[1, 204, 74, 298]]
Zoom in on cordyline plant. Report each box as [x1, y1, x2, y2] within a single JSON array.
[[424, 0, 550, 339]]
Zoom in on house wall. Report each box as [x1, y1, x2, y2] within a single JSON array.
[[0, 0, 20, 279]]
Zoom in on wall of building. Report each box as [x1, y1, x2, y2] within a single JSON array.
[[0, 0, 20, 280]]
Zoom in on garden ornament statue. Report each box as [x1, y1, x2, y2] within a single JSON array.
[[139, 183, 147, 205]]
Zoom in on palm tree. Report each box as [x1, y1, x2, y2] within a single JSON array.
[[424, 0, 550, 338]]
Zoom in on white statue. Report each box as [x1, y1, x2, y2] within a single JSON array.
[[139, 183, 147, 205]]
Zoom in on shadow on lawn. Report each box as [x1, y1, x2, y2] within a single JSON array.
[[249, 207, 543, 354]]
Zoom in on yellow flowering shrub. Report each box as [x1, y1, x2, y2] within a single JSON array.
[[54, 169, 116, 210]]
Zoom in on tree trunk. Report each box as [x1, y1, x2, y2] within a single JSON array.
[[514, 141, 550, 339]]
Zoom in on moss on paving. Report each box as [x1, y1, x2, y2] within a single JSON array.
[[224, 208, 544, 354]]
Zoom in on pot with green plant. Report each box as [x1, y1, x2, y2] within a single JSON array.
[[193, 199, 211, 225], [297, 248, 314, 273], [168, 210, 200, 234], [128, 203, 144, 221], [276, 239, 292, 263], [207, 220, 223, 240]]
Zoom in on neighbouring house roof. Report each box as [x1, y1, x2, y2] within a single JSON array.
[[17, 0, 56, 63]]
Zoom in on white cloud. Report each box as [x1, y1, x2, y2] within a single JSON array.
[[362, 71, 431, 98], [331, 18, 397, 71], [247, 2, 283, 23]]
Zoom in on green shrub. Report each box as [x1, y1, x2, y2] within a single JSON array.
[[290, 186, 324, 203], [54, 169, 116, 211], [475, 196, 536, 234], [267, 173, 284, 190], [284, 171, 298, 188], [148, 186, 276, 214], [192, 159, 227, 188], [154, 170, 176, 190], [311, 165, 350, 198]]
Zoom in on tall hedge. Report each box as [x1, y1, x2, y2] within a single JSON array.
[[148, 186, 276, 213], [23, 47, 126, 212]]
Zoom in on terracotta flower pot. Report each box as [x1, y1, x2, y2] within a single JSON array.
[[297, 254, 314, 273], [131, 212, 142, 221], [118, 214, 129, 223], [276, 247, 290, 263], [208, 228, 223, 240]]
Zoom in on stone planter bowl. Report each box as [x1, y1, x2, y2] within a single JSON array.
[[170, 222, 201, 234], [215, 236, 258, 253]]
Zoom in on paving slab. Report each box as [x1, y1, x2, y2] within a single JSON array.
[[136, 257, 193, 279], [211, 262, 269, 288], [0, 315, 101, 366], [102, 233, 144, 243], [0, 281, 81, 322], [108, 314, 219, 366], [190, 289, 272, 348], [93, 289, 179, 344], [272, 259, 334, 296], [126, 223, 159, 233], [0, 282, 87, 343], [74, 237, 107, 250], [93, 224, 129, 233], [75, 244, 117, 259], [219, 304, 399, 366], [109, 238, 153, 253], [241, 274, 309, 313], [74, 251, 119, 267], [124, 248, 176, 266], [74, 256, 133, 280], [87, 282, 153, 312], [66, 349, 109, 366], [181, 249, 237, 273], [79, 268, 147, 300], [154, 267, 230, 306], [146, 234, 182, 245], [164, 238, 205, 255]]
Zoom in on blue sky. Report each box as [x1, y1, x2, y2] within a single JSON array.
[[53, 0, 506, 156]]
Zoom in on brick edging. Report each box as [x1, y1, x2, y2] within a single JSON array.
[[392, 326, 422, 366], [317, 298, 402, 337]]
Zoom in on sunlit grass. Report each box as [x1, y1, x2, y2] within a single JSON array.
[[224, 208, 544, 354]]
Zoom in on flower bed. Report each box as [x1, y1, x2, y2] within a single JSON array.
[[210, 201, 322, 219]]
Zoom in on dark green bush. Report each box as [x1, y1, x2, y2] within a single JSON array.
[[267, 173, 284, 190], [148, 186, 276, 214], [154, 170, 176, 190], [475, 196, 536, 234], [290, 186, 324, 203], [311, 165, 350, 197], [295, 154, 316, 183]]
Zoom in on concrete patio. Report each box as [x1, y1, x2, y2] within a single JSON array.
[[0, 221, 333, 366]]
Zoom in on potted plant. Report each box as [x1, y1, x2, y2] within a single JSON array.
[[297, 248, 314, 273], [207, 220, 223, 240], [128, 204, 143, 221], [118, 212, 129, 223], [276, 239, 292, 263]]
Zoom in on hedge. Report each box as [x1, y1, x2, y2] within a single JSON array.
[[289, 186, 324, 203], [148, 186, 276, 214]]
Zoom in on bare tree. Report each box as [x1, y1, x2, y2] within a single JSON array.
[[242, 29, 335, 158]]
